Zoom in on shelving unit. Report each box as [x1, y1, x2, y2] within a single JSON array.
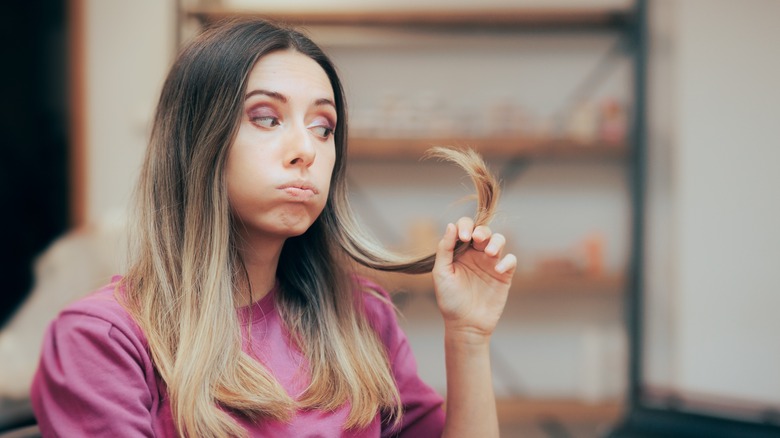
[[348, 136, 627, 160], [367, 270, 625, 296], [185, 7, 631, 29], [178, 1, 644, 432], [496, 397, 622, 424]]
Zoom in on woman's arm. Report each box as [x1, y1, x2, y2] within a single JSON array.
[[31, 307, 157, 437], [432, 218, 517, 438]]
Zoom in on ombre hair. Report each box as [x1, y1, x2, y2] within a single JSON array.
[[121, 18, 498, 437]]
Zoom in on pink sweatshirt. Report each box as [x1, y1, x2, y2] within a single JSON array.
[[30, 277, 445, 437]]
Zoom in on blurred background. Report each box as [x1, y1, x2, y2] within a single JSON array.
[[1, 1, 778, 437]]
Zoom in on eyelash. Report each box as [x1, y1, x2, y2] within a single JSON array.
[[311, 124, 334, 139], [250, 115, 279, 128], [249, 112, 335, 140]]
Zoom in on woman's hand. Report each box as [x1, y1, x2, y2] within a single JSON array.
[[432, 217, 517, 343]]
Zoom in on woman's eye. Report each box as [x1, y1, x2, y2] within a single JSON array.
[[310, 125, 334, 139], [251, 116, 280, 128]]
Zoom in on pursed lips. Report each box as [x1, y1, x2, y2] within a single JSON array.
[[277, 180, 319, 199]]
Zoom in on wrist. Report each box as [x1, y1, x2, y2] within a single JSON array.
[[444, 323, 493, 348]]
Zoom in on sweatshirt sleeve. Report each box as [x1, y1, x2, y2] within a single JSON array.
[[385, 325, 446, 438], [359, 279, 446, 438], [30, 303, 156, 437]]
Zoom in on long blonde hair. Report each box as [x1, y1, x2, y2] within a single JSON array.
[[121, 19, 499, 437]]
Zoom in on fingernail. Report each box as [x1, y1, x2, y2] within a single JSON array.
[[495, 260, 508, 273]]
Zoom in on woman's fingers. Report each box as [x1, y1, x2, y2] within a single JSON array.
[[435, 223, 458, 270], [455, 217, 475, 242], [495, 253, 517, 275], [451, 219, 507, 257], [470, 225, 492, 251], [483, 232, 505, 257], [445, 218, 515, 275]]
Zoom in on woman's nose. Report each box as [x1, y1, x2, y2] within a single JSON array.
[[284, 123, 316, 167]]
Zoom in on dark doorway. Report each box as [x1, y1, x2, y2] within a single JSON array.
[[0, 0, 70, 326]]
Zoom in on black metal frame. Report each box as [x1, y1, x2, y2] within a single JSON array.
[[626, 0, 648, 411]]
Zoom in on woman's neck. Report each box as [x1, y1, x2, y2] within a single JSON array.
[[234, 236, 284, 308]]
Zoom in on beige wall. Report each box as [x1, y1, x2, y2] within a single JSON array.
[[83, 0, 175, 224], [651, 0, 780, 405]]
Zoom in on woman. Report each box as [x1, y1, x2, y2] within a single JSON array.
[[31, 19, 516, 437]]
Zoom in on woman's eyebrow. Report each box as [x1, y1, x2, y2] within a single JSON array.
[[314, 98, 336, 110], [245, 89, 287, 102], [245, 89, 335, 110]]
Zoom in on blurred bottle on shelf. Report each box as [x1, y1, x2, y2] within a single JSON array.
[[375, 92, 403, 138], [417, 91, 456, 138], [599, 98, 627, 145], [483, 99, 517, 138], [532, 232, 607, 278], [583, 233, 606, 278], [566, 101, 599, 144], [579, 324, 627, 403], [352, 96, 629, 144]]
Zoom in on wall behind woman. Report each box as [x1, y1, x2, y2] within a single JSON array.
[[79, 0, 174, 225], [644, 0, 780, 408]]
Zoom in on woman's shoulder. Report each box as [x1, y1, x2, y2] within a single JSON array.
[[55, 276, 146, 344], [354, 275, 393, 311], [32, 277, 162, 437], [353, 275, 401, 343]]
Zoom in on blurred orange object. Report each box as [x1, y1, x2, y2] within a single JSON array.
[[583, 233, 605, 277]]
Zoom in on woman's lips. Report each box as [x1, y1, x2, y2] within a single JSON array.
[[278, 181, 318, 200]]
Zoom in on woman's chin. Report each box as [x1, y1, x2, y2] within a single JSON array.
[[276, 220, 318, 239]]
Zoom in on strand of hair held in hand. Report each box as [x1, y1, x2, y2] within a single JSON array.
[[340, 146, 500, 275]]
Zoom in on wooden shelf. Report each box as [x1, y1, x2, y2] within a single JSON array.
[[186, 7, 632, 30], [347, 136, 627, 160], [496, 397, 623, 424], [366, 270, 624, 296], [515, 272, 625, 295]]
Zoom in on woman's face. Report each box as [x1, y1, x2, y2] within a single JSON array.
[[226, 49, 337, 243]]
